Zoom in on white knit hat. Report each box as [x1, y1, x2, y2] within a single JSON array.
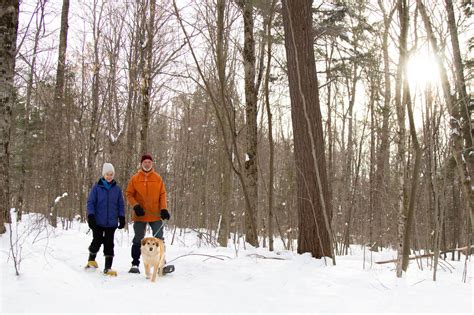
[[102, 163, 115, 176]]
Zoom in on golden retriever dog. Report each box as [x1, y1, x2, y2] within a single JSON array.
[[140, 237, 165, 282]]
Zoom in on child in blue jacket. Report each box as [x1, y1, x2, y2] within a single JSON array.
[[85, 163, 125, 276]]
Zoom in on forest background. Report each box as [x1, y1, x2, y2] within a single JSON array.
[[1, 0, 473, 278]]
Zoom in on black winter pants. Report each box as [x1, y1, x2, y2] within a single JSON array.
[[89, 226, 117, 257]]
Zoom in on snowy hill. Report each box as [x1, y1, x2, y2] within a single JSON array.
[[1, 213, 472, 314]]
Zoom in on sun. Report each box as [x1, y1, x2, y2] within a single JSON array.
[[406, 50, 440, 90]]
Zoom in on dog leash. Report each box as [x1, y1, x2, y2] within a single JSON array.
[[153, 219, 168, 238]]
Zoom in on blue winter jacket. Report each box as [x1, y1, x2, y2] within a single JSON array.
[[87, 179, 125, 228]]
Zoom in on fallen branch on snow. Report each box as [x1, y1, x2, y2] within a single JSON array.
[[375, 246, 474, 264], [167, 253, 232, 263], [247, 253, 286, 260]]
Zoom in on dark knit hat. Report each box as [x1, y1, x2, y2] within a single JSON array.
[[141, 154, 153, 163]]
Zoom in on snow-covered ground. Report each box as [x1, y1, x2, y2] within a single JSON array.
[[1, 213, 472, 314]]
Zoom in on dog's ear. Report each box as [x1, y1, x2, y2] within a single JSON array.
[[141, 238, 147, 246]]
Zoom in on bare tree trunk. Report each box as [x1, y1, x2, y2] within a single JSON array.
[[122, 2, 145, 196], [264, 0, 277, 251], [139, 0, 155, 155], [374, 0, 396, 251], [395, 0, 409, 278], [281, 0, 334, 261], [0, 0, 19, 234], [237, 0, 262, 247], [342, 59, 359, 247], [400, 71, 422, 275], [64, 71, 76, 227], [77, 31, 86, 222], [218, 130, 232, 247], [444, 0, 474, 236], [369, 74, 376, 254], [215, 0, 232, 247], [432, 149, 443, 281], [444, 0, 472, 159], [50, 0, 70, 227], [395, 0, 422, 277], [342, 63, 358, 254], [86, 0, 104, 194], [104, 6, 126, 167], [325, 44, 335, 249]]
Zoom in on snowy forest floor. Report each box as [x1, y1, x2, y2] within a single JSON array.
[[1, 213, 472, 314]]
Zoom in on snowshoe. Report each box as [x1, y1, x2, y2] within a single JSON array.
[[163, 265, 175, 274], [85, 261, 98, 269], [104, 269, 117, 276]]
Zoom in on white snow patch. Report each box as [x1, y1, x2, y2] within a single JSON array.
[[54, 192, 68, 204], [1, 213, 471, 314]]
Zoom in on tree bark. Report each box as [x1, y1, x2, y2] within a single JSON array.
[[122, 2, 145, 199], [85, 0, 106, 203], [281, 0, 334, 261], [400, 68, 422, 275], [50, 0, 70, 227], [0, 0, 19, 234], [139, 0, 156, 155], [374, 0, 396, 251], [444, 0, 472, 155], [444, 0, 474, 235], [395, 0, 409, 277], [395, 0, 422, 277], [238, 0, 260, 247], [264, 0, 277, 251], [215, 0, 231, 247]]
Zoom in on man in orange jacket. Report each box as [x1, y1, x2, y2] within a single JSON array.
[[126, 154, 171, 273]]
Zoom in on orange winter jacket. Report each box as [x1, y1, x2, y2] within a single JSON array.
[[126, 169, 167, 222]]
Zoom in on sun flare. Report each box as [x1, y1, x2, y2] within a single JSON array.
[[406, 50, 440, 90]]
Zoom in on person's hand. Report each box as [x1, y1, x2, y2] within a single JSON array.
[[118, 216, 125, 229], [160, 209, 170, 220], [87, 214, 96, 230], [133, 204, 145, 216]]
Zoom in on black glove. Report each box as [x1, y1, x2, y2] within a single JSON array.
[[133, 204, 145, 216], [118, 216, 125, 229], [160, 209, 170, 220], [87, 214, 96, 230]]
